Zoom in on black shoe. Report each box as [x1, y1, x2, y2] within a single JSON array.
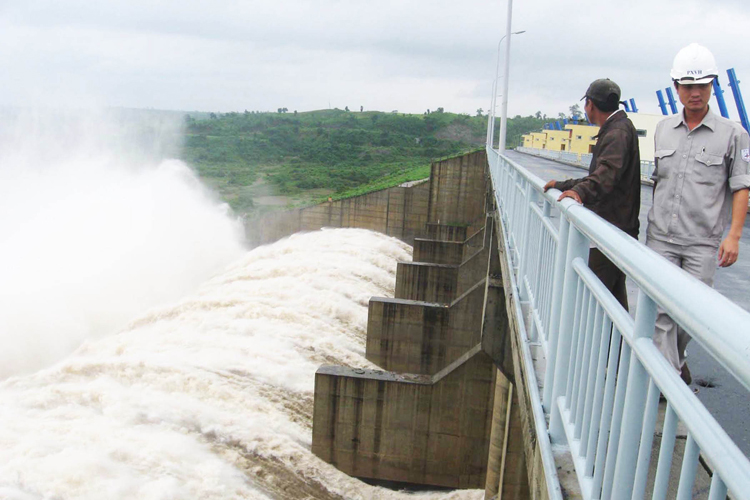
[[680, 362, 692, 385]]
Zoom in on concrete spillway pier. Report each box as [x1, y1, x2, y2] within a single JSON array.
[[248, 150, 538, 497], [245, 146, 750, 499]]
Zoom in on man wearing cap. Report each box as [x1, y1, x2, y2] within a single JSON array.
[[544, 78, 641, 310], [648, 43, 750, 382]]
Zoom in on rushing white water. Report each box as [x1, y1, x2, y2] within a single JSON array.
[[0, 109, 246, 378], [0, 229, 482, 499]]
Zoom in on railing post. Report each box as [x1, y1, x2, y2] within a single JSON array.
[[517, 184, 535, 300], [543, 214, 569, 408], [611, 290, 658, 499], [540, 201, 555, 334], [504, 160, 514, 226], [548, 216, 589, 442], [511, 172, 522, 244]]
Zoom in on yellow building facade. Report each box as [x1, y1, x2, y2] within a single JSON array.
[[565, 124, 598, 154], [519, 113, 668, 163], [544, 130, 572, 151], [531, 132, 547, 149]]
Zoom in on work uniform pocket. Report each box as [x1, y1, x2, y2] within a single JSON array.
[[694, 151, 725, 184], [654, 149, 676, 179]]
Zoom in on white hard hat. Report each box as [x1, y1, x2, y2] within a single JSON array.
[[670, 43, 718, 85]]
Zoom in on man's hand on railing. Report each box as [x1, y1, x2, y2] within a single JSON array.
[[557, 190, 582, 204], [543, 180, 582, 203]]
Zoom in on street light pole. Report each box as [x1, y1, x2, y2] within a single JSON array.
[[498, 0, 514, 151], [489, 27, 524, 148]]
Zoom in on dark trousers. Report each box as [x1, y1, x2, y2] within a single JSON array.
[[588, 247, 628, 311]]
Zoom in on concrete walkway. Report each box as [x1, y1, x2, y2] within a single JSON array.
[[505, 148, 750, 458]]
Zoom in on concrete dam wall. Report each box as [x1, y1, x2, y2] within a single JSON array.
[[244, 150, 487, 248], [245, 150, 540, 498]]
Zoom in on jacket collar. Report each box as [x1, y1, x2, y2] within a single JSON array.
[[593, 109, 627, 139]]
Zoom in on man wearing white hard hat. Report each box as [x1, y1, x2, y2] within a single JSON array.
[[648, 43, 750, 384]]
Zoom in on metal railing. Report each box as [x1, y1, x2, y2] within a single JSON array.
[[487, 146, 750, 499], [516, 146, 655, 181]]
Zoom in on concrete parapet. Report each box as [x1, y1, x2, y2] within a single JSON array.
[[311, 344, 495, 489], [412, 238, 464, 265], [365, 280, 485, 375]]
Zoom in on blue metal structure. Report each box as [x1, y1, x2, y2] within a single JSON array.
[[656, 90, 668, 115], [712, 78, 731, 119], [727, 68, 750, 132], [629, 98, 638, 113], [665, 87, 678, 114], [623, 101, 631, 112]]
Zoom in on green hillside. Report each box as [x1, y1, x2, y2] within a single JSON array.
[[178, 108, 547, 214]]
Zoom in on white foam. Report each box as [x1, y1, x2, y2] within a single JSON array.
[[0, 228, 483, 499], [0, 109, 246, 378]]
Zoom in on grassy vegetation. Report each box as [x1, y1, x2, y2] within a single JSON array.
[[177, 108, 548, 214]]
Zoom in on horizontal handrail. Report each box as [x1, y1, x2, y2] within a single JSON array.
[[487, 144, 750, 499], [496, 148, 750, 390], [565, 197, 750, 390]]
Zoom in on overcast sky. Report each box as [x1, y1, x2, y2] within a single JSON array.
[[1, 0, 749, 119]]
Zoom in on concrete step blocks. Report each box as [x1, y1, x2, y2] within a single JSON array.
[[311, 344, 496, 489], [394, 262, 459, 303], [412, 238, 465, 265], [412, 226, 485, 266], [307, 151, 513, 492], [366, 280, 486, 375], [394, 243, 489, 304], [421, 223, 468, 242]]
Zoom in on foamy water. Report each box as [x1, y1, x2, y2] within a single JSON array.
[[0, 109, 246, 378], [0, 229, 483, 500]]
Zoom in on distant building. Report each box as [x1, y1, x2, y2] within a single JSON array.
[[564, 124, 598, 154], [544, 129, 572, 151], [628, 113, 665, 165], [521, 112, 668, 162], [530, 132, 547, 149]]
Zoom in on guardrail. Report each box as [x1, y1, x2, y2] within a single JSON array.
[[487, 145, 750, 499], [516, 146, 655, 181]]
